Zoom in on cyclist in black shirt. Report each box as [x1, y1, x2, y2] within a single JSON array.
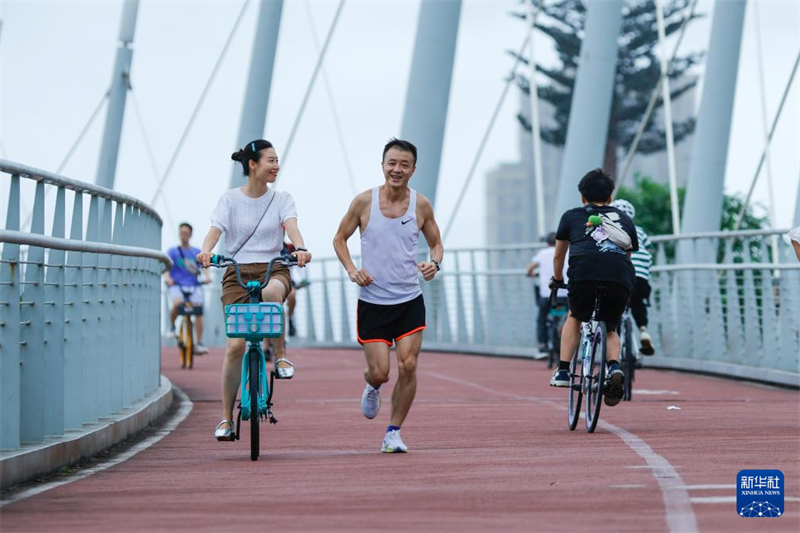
[[548, 169, 638, 407]]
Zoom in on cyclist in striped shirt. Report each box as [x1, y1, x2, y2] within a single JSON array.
[[611, 199, 655, 356]]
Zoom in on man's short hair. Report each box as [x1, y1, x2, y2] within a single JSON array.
[[546, 232, 557, 246], [578, 168, 615, 203], [382, 138, 417, 165], [179, 222, 193, 234]]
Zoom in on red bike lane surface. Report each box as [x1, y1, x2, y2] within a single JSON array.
[[2, 348, 798, 533]]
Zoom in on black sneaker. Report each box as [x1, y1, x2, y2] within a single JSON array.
[[549, 368, 570, 387], [604, 366, 625, 406], [288, 319, 297, 337]]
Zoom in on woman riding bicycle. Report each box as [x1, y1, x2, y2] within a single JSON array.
[[196, 139, 312, 441]]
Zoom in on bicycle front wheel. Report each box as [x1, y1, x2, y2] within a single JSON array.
[[567, 342, 582, 431], [184, 318, 194, 370], [585, 322, 606, 433], [249, 348, 260, 461]]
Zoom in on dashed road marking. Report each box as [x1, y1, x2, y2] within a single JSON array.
[[424, 371, 698, 533]]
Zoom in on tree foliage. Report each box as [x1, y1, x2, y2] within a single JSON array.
[[616, 175, 770, 263], [615, 174, 769, 238], [512, 0, 703, 175]]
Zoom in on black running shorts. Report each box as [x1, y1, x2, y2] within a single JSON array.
[[567, 281, 630, 333], [357, 294, 426, 346]]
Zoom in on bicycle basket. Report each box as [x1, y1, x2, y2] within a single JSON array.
[[224, 302, 283, 339]]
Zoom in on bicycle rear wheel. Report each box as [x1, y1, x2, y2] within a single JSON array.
[[585, 322, 606, 433], [623, 319, 634, 401], [249, 348, 260, 461], [567, 342, 582, 431]]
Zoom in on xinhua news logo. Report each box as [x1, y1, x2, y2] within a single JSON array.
[[737, 469, 784, 518]]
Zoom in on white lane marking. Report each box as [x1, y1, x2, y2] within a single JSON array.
[[423, 371, 698, 533], [692, 496, 800, 504], [0, 388, 193, 508], [597, 420, 697, 533], [627, 465, 682, 469]]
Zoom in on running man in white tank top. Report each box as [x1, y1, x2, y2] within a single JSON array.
[[333, 138, 444, 453]]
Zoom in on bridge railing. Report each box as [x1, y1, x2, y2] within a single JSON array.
[[648, 229, 800, 386], [195, 229, 799, 386], [0, 160, 170, 452], [208, 243, 548, 357]]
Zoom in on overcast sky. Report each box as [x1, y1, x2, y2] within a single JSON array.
[[1, 0, 798, 258]]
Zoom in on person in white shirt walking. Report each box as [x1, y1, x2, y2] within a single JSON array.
[[333, 138, 444, 453]]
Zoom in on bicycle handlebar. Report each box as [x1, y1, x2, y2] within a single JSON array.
[[208, 254, 299, 293], [549, 278, 568, 308]]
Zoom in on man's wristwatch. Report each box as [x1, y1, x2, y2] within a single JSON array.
[[296, 247, 308, 252], [431, 259, 441, 271]]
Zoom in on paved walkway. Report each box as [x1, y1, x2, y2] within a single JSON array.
[[1, 347, 798, 532]]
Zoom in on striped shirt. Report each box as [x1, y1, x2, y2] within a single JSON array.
[[632, 226, 652, 280]]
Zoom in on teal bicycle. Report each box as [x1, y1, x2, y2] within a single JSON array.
[[210, 254, 296, 461]]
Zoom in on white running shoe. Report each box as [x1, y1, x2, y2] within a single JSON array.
[[193, 343, 208, 355], [381, 429, 408, 453], [360, 384, 381, 419], [639, 329, 655, 356]]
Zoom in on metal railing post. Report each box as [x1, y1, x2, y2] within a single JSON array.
[[81, 196, 100, 423], [110, 201, 125, 413], [44, 187, 66, 437], [0, 175, 21, 450], [64, 192, 84, 430], [97, 198, 113, 417], [20, 181, 46, 443]]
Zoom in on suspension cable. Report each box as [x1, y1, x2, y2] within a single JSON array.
[[441, 32, 531, 244], [303, 0, 358, 196], [734, 49, 800, 230], [21, 90, 109, 231], [130, 90, 177, 231], [150, 0, 251, 206], [274, 0, 346, 184]]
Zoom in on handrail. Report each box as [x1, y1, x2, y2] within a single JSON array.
[[649, 227, 790, 243], [652, 262, 800, 272], [0, 230, 171, 268], [0, 159, 163, 227]]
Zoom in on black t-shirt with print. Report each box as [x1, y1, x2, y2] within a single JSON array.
[[555, 204, 639, 289]]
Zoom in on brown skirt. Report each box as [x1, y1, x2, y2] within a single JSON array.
[[220, 263, 292, 307]]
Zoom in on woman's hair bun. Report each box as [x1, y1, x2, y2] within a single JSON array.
[[231, 149, 244, 162]]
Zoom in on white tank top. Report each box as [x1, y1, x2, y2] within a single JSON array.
[[359, 187, 422, 305]]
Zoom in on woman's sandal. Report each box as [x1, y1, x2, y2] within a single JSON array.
[[275, 358, 295, 380], [214, 419, 235, 441]]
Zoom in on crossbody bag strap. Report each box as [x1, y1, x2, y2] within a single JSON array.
[[231, 190, 277, 259]]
